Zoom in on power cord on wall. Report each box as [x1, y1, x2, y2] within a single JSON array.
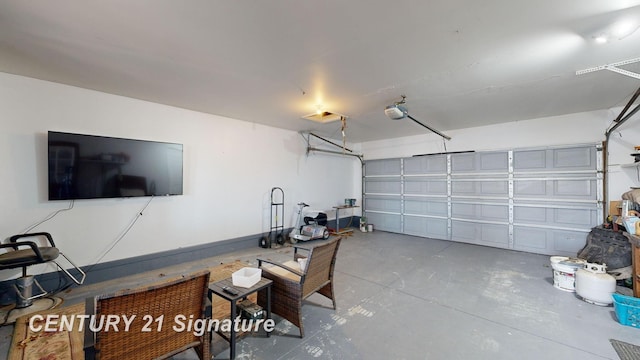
[[7, 197, 153, 297], [83, 195, 154, 274], [21, 200, 75, 234]]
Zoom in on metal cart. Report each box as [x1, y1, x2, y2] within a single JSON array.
[[260, 187, 285, 248]]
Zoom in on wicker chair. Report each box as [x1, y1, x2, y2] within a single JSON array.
[[84, 270, 211, 360], [257, 237, 341, 338]]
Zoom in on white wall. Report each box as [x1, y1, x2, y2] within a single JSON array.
[[360, 108, 640, 206], [0, 73, 359, 275], [2, 71, 637, 277]]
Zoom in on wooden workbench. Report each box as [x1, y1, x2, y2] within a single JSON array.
[[332, 205, 359, 235]]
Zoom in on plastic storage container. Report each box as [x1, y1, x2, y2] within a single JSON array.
[[232, 267, 262, 288], [623, 216, 640, 235], [550, 256, 586, 292], [612, 293, 640, 329]]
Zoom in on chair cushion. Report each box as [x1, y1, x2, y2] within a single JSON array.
[[0, 247, 59, 268], [264, 261, 302, 282]]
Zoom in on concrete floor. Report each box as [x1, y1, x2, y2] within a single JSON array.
[[1, 230, 639, 359]]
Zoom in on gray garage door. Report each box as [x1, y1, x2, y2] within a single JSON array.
[[363, 144, 602, 256]]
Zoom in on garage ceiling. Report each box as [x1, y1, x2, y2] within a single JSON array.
[[0, 1, 639, 143]]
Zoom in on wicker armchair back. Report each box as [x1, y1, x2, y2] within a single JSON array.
[[257, 237, 341, 337], [84, 269, 211, 360]]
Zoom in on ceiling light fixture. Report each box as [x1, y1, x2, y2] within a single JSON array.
[[384, 95, 451, 140], [301, 110, 346, 124], [592, 19, 639, 43], [594, 34, 608, 44]]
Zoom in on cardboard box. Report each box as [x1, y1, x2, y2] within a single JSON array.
[[610, 200, 622, 216]]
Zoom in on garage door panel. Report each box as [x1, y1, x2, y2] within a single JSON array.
[[513, 150, 547, 169], [514, 204, 597, 228], [554, 147, 594, 169], [481, 204, 509, 220], [553, 230, 589, 253], [451, 153, 476, 172], [452, 152, 509, 172], [366, 212, 402, 233], [512, 227, 588, 255], [480, 152, 509, 171], [364, 196, 401, 212], [514, 179, 597, 199], [513, 227, 548, 252], [404, 177, 447, 195], [404, 216, 449, 239], [481, 224, 510, 246], [451, 221, 476, 241], [404, 155, 447, 174], [555, 179, 596, 198], [452, 180, 509, 196], [555, 208, 596, 226], [451, 180, 474, 195], [452, 203, 475, 217], [513, 206, 547, 223], [514, 146, 595, 172], [452, 221, 510, 247], [451, 202, 508, 222], [365, 177, 401, 194], [365, 159, 401, 176], [514, 180, 546, 196], [404, 198, 448, 217], [481, 181, 509, 195]]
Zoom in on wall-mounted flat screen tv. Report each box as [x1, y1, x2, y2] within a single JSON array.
[[48, 131, 183, 200]]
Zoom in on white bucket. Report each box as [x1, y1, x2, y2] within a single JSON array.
[[367, 224, 374, 232], [550, 256, 586, 292]]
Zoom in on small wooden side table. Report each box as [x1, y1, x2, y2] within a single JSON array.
[[209, 277, 272, 359]]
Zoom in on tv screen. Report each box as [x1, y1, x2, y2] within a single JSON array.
[[48, 131, 183, 200]]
